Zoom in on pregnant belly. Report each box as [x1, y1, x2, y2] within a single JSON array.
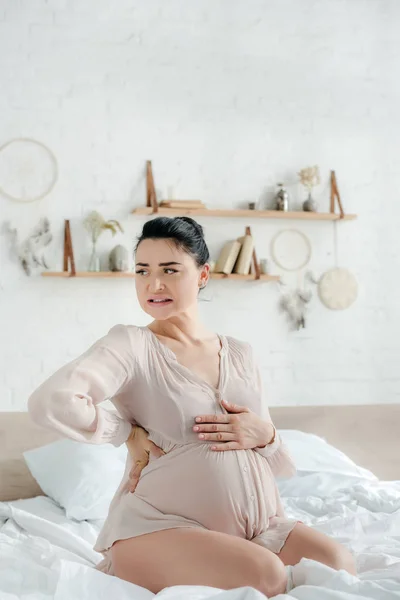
[[133, 443, 274, 535]]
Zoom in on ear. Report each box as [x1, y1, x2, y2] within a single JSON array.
[[198, 263, 210, 289]]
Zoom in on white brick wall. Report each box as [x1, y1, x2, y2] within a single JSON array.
[[1, 0, 399, 410]]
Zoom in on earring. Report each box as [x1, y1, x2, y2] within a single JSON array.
[[199, 282, 206, 289]]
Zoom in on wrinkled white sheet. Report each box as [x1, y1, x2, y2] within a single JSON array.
[[1, 473, 400, 599]]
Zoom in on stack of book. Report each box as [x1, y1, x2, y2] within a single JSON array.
[[160, 200, 206, 209], [214, 234, 254, 275]]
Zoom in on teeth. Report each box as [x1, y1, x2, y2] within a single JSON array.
[[152, 299, 170, 303]]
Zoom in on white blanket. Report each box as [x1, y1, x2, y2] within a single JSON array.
[[1, 473, 400, 600]]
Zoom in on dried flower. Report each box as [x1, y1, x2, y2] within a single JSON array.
[[83, 211, 124, 244], [298, 166, 321, 192]]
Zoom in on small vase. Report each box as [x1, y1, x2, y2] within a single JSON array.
[[109, 244, 129, 272], [260, 258, 269, 274], [275, 183, 289, 211], [88, 242, 100, 272], [303, 191, 318, 212]]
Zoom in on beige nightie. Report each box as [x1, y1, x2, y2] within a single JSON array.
[[28, 325, 298, 574]]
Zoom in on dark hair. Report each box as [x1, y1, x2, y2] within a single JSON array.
[[135, 216, 210, 267]]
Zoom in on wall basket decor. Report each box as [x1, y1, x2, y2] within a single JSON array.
[[0, 138, 58, 203]]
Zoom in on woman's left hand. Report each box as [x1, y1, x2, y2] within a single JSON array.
[[193, 400, 274, 451]]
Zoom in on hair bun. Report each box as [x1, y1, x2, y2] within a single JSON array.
[[175, 216, 204, 239], [136, 215, 210, 266]]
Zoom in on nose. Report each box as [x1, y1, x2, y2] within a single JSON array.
[[148, 276, 165, 293]]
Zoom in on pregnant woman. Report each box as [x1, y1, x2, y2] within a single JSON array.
[[29, 216, 355, 596]]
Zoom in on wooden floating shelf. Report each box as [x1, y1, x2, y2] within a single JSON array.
[[132, 207, 357, 221], [210, 273, 279, 281], [42, 271, 136, 278], [42, 271, 279, 282]]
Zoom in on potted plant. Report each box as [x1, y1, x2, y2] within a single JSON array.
[[298, 165, 320, 212], [83, 211, 123, 271]]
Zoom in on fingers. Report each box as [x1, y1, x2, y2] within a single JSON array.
[[193, 423, 233, 434], [128, 441, 166, 493], [195, 414, 231, 424], [129, 476, 138, 493], [211, 442, 241, 452], [129, 472, 141, 493], [129, 459, 146, 480], [129, 478, 139, 493], [128, 456, 148, 493], [148, 440, 166, 458], [197, 432, 237, 442], [195, 402, 250, 424]]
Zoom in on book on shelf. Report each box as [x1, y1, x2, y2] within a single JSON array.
[[214, 240, 242, 275], [233, 235, 254, 275]]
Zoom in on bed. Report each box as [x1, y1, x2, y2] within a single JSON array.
[[1, 406, 400, 600]]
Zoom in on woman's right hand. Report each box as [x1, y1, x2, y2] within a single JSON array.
[[126, 425, 165, 493]]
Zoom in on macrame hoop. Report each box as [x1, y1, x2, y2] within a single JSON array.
[[270, 229, 312, 272], [0, 138, 58, 203]]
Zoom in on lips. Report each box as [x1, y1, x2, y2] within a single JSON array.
[[147, 297, 173, 305]]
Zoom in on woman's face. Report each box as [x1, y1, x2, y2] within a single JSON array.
[[135, 238, 209, 319]]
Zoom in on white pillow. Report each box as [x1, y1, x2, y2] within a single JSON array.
[[278, 429, 376, 479], [24, 440, 127, 521]]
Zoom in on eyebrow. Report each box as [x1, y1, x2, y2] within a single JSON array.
[[135, 262, 183, 267]]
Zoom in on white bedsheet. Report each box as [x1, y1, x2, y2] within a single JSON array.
[[1, 473, 400, 600]]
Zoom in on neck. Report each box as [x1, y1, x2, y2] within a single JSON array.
[[150, 312, 210, 343]]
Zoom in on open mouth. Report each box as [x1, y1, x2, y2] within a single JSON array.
[[147, 298, 173, 305]]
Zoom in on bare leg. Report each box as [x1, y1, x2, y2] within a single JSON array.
[[277, 523, 356, 575], [112, 527, 287, 596]]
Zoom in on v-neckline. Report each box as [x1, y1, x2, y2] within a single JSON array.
[[142, 326, 226, 394]]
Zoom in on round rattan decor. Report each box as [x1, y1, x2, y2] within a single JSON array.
[[318, 268, 358, 310], [0, 138, 58, 203]]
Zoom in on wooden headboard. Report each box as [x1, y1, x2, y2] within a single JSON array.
[[270, 404, 400, 481], [0, 412, 59, 501], [0, 405, 399, 501]]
